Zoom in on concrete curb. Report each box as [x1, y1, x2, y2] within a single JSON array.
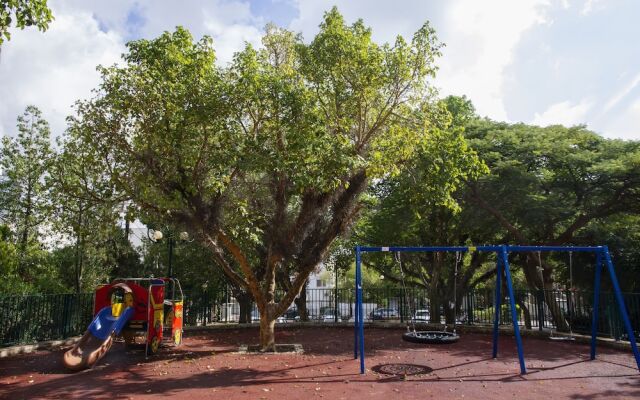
[[0, 336, 81, 358], [1, 322, 631, 358]]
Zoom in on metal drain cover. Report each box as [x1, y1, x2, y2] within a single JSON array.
[[371, 363, 433, 376]]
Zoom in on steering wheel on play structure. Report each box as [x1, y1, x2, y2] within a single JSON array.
[[108, 283, 135, 312]]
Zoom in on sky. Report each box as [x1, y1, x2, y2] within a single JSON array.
[[0, 0, 639, 141]]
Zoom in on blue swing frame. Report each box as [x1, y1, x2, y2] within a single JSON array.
[[353, 244, 640, 375]]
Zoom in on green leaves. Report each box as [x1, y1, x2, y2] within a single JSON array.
[[297, 7, 443, 182], [68, 9, 449, 321], [0, 106, 53, 248], [0, 0, 53, 44], [71, 8, 444, 226], [466, 120, 640, 244]]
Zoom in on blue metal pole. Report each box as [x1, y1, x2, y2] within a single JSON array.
[[590, 251, 602, 360], [359, 246, 501, 253], [492, 253, 502, 359], [506, 245, 603, 253], [500, 246, 527, 374], [358, 245, 603, 254], [357, 248, 366, 374], [602, 247, 640, 372], [354, 246, 361, 359]]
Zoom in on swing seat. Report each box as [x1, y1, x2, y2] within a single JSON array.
[[402, 331, 460, 344]]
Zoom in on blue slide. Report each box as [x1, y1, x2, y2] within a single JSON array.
[[89, 306, 135, 340], [63, 306, 134, 370]]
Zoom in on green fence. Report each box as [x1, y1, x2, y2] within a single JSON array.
[[0, 293, 94, 346], [2, 287, 639, 347]]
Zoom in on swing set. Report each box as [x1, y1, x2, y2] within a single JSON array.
[[353, 244, 640, 375]]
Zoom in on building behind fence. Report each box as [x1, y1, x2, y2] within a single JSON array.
[[1, 287, 639, 347]]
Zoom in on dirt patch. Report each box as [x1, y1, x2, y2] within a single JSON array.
[[239, 344, 303, 354], [0, 327, 638, 399]]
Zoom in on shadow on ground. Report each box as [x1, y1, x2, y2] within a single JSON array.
[[1, 327, 638, 399]]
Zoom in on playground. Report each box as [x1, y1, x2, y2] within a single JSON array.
[[0, 327, 638, 399], [3, 3, 640, 400]]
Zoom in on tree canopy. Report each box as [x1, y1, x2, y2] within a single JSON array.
[[465, 121, 640, 286], [64, 8, 482, 348], [356, 98, 640, 327], [0, 0, 53, 44]]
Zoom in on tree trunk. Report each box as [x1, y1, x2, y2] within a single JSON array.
[[74, 206, 84, 293], [428, 252, 443, 324], [543, 288, 569, 332], [523, 254, 569, 331], [294, 280, 309, 321], [234, 290, 253, 324], [18, 182, 33, 276], [444, 299, 455, 325], [429, 289, 441, 324], [259, 304, 277, 351], [517, 297, 532, 329], [74, 239, 82, 293]]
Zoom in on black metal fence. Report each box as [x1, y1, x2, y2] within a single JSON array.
[[0, 293, 94, 347], [2, 287, 639, 347]]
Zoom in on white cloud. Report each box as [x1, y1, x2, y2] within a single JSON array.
[[60, 0, 265, 64], [532, 98, 594, 126], [202, 8, 263, 65], [597, 99, 640, 140], [0, 0, 265, 140], [290, 0, 550, 122], [128, 0, 264, 65], [435, 0, 550, 121], [0, 9, 124, 139], [603, 72, 640, 113], [290, 0, 432, 42], [581, 0, 604, 15], [1, 0, 638, 142]]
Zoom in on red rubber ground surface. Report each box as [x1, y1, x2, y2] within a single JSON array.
[[1, 327, 638, 399]]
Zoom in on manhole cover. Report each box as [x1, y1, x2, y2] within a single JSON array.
[[238, 344, 304, 354], [371, 363, 433, 376]]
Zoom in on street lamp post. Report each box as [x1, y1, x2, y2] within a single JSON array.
[[334, 266, 339, 323], [147, 228, 191, 278], [168, 236, 174, 278]]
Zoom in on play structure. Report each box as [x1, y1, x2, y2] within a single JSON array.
[[353, 245, 640, 375], [63, 278, 184, 371]]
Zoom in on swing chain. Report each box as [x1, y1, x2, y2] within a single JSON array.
[[536, 251, 543, 274], [452, 251, 461, 334], [395, 251, 415, 333]]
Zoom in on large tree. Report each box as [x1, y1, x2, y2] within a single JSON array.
[[70, 9, 450, 349], [49, 131, 129, 292], [355, 96, 492, 322], [464, 120, 640, 329], [0, 106, 53, 278]]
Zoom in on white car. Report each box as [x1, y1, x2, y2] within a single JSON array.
[[411, 309, 430, 322], [321, 308, 341, 322], [251, 310, 286, 324]]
